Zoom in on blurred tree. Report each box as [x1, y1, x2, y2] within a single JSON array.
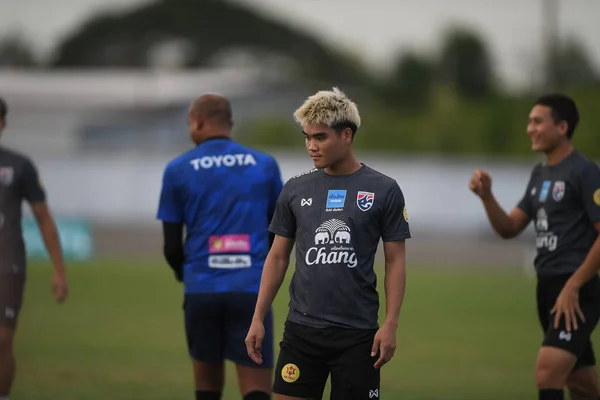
[[552, 36, 600, 89], [377, 51, 434, 114], [438, 27, 495, 100], [0, 33, 38, 67], [50, 0, 370, 86]]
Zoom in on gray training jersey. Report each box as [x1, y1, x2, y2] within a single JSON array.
[[269, 165, 411, 329], [517, 150, 600, 277], [0, 146, 46, 273]]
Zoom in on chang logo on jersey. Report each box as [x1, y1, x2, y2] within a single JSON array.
[[306, 219, 357, 268], [536, 208, 558, 252], [189, 154, 257, 170]]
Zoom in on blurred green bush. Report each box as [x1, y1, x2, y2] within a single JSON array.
[[239, 85, 600, 159]]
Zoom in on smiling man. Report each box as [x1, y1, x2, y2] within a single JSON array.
[[469, 93, 600, 400], [245, 87, 411, 400]]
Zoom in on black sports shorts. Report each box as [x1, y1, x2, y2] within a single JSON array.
[[0, 269, 25, 330], [273, 320, 381, 400], [537, 273, 600, 370]]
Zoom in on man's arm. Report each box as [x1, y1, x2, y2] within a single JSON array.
[[481, 197, 531, 239], [162, 221, 184, 281], [381, 240, 406, 328], [30, 202, 65, 277], [252, 235, 294, 323], [156, 164, 186, 280], [566, 222, 600, 289], [564, 163, 600, 288], [20, 159, 67, 302], [469, 169, 531, 239]]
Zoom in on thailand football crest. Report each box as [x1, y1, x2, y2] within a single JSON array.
[[356, 191, 374, 211], [552, 181, 565, 202]]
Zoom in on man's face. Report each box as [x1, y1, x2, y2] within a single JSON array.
[[527, 105, 568, 153], [303, 123, 351, 169]]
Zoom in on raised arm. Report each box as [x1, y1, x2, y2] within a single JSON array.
[[469, 169, 531, 239]]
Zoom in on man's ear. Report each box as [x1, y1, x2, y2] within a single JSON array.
[[343, 127, 353, 142], [558, 120, 569, 137]]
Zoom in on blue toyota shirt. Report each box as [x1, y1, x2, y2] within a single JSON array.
[[156, 138, 284, 294]]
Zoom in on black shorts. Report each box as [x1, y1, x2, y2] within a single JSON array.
[[537, 274, 600, 369], [184, 292, 274, 368], [273, 320, 380, 400], [0, 271, 25, 329]]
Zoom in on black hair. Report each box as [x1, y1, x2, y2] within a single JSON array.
[[331, 121, 358, 140], [0, 97, 6, 119], [535, 93, 579, 139]]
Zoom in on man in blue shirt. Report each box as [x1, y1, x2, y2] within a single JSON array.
[[157, 94, 283, 400]]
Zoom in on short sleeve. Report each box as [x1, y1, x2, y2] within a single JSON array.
[[578, 162, 600, 224], [21, 158, 46, 204], [516, 187, 533, 218], [156, 165, 184, 224], [381, 181, 411, 242], [516, 167, 537, 218], [269, 180, 296, 238], [268, 158, 284, 222]]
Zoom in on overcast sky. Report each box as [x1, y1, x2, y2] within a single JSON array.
[[1, 0, 599, 89]]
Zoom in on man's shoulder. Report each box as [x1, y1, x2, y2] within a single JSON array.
[[0, 146, 32, 165], [233, 142, 278, 164], [359, 165, 398, 189], [570, 151, 599, 174], [290, 167, 321, 181]]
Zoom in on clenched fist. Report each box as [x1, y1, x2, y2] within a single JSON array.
[[469, 169, 492, 200]]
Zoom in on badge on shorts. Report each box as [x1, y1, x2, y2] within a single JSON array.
[[281, 363, 300, 383], [0, 167, 13, 186], [552, 181, 565, 202], [357, 191, 375, 212]]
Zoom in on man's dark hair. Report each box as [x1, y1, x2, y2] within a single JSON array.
[[332, 121, 358, 140], [0, 97, 7, 119], [535, 93, 579, 139]]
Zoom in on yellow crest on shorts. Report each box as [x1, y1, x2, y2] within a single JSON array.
[[403, 206, 408, 222], [281, 363, 300, 383], [594, 189, 600, 206]]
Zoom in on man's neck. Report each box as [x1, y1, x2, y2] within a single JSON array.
[[195, 132, 230, 146], [325, 155, 362, 176], [546, 141, 574, 166]]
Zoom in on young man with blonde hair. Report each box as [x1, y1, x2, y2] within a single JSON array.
[[245, 88, 410, 399]]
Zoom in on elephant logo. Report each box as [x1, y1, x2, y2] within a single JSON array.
[[307, 219, 357, 268], [313, 219, 352, 245]]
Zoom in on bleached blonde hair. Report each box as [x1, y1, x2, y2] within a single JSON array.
[[293, 87, 361, 132]]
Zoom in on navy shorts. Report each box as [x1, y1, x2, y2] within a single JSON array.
[[537, 274, 600, 370], [184, 292, 274, 368]]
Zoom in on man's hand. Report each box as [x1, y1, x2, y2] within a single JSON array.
[[469, 169, 492, 200], [371, 321, 397, 369], [245, 320, 266, 365], [551, 281, 585, 332], [52, 270, 68, 303]]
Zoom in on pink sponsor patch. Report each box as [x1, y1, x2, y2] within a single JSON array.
[[209, 234, 251, 253]]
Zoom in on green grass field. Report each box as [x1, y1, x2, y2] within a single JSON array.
[[11, 261, 600, 399]]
